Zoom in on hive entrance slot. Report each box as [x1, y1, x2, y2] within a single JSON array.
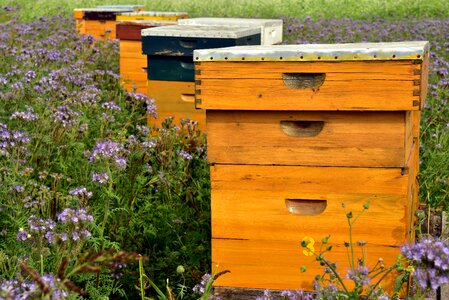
[[280, 120, 324, 137], [180, 94, 195, 103], [285, 199, 327, 216], [282, 73, 326, 89]]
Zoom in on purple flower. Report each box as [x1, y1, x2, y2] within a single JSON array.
[[92, 172, 109, 185], [89, 139, 128, 169], [346, 264, 370, 286], [69, 187, 93, 199], [101, 101, 121, 111], [51, 105, 79, 128], [57, 207, 94, 224], [10, 106, 38, 121], [402, 237, 449, 290], [16, 228, 28, 241], [192, 273, 212, 294], [177, 150, 193, 160]]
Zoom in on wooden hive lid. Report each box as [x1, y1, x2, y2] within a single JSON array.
[[178, 17, 282, 27], [141, 24, 261, 38], [193, 41, 430, 61]]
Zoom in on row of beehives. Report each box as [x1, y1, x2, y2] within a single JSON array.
[[73, 5, 283, 131], [74, 6, 429, 295]]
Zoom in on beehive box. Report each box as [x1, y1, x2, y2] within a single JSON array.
[[178, 17, 283, 45], [141, 25, 261, 81], [194, 41, 429, 293], [74, 7, 136, 39], [116, 11, 188, 21], [141, 25, 262, 130], [147, 80, 206, 131], [117, 20, 176, 93]]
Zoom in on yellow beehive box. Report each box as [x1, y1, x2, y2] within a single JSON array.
[[116, 11, 188, 21], [147, 80, 206, 131]]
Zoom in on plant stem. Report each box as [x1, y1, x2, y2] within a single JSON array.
[[321, 258, 350, 293]]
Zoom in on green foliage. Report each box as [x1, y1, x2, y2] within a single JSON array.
[[3, 0, 449, 22], [0, 10, 210, 299]]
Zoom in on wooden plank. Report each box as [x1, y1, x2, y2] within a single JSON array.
[[420, 52, 430, 109], [212, 238, 401, 292], [83, 20, 116, 39], [197, 78, 419, 111], [120, 59, 147, 73], [119, 41, 144, 58], [206, 110, 410, 167], [211, 164, 409, 245], [196, 61, 421, 79], [147, 80, 206, 131], [121, 79, 147, 93]]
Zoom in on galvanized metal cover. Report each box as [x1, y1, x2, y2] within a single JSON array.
[[178, 17, 282, 27], [142, 25, 261, 38], [119, 11, 188, 17], [193, 41, 429, 61]]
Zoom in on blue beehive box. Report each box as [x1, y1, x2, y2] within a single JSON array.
[[141, 25, 261, 81]]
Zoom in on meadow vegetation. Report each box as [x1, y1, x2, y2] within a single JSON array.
[[1, 1, 449, 299]]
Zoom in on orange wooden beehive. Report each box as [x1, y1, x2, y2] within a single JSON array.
[[73, 7, 143, 40], [194, 42, 429, 294], [116, 20, 176, 93]]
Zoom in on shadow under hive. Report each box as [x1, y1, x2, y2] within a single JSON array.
[[194, 41, 429, 293], [141, 24, 262, 131]]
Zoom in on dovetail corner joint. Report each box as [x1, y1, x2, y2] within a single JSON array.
[[195, 98, 202, 105], [413, 69, 421, 75], [413, 79, 421, 86], [196, 89, 201, 95], [413, 100, 420, 107], [195, 80, 202, 85], [401, 166, 409, 175], [412, 59, 422, 64], [195, 69, 201, 75]]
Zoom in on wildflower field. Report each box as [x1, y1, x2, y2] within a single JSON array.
[[1, 2, 449, 299]]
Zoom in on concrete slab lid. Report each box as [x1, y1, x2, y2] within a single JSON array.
[[141, 25, 261, 38], [178, 17, 282, 26], [193, 41, 430, 61], [119, 11, 188, 16], [116, 20, 176, 26]]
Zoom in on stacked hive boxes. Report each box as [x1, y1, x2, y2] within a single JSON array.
[[194, 42, 428, 292], [74, 6, 144, 39], [115, 12, 188, 93], [141, 23, 267, 130]]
